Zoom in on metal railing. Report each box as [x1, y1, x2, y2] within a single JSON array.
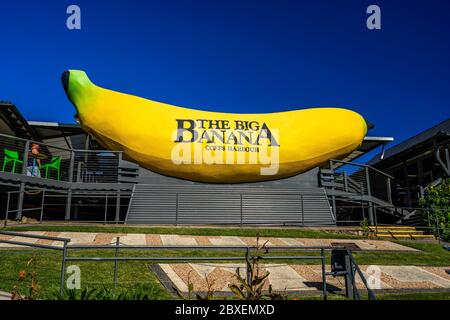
[[4, 190, 46, 225], [327, 159, 409, 207], [0, 231, 375, 300], [334, 204, 449, 242], [3, 189, 132, 224], [0, 230, 70, 294], [0, 133, 122, 184]]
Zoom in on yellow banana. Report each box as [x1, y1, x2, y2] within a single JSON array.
[[62, 70, 367, 183]]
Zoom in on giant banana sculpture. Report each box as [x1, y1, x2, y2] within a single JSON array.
[[62, 70, 367, 183]]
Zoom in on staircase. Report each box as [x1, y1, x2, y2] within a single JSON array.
[[397, 210, 424, 226], [126, 184, 335, 226], [368, 225, 435, 240]]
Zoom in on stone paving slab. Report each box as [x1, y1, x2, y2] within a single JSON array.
[[0, 232, 418, 251], [0, 291, 11, 300], [157, 263, 450, 293], [0, 231, 46, 248]]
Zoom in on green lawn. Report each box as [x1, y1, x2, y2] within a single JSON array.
[[1, 224, 363, 239]]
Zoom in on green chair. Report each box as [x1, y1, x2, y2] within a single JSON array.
[[39, 156, 62, 180], [2, 148, 24, 173]]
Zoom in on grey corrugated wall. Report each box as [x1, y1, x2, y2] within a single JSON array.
[[125, 184, 335, 226]]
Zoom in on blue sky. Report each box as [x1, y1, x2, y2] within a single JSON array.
[[1, 1, 449, 162]]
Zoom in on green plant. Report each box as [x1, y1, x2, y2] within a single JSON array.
[[419, 178, 450, 241], [48, 284, 162, 300], [360, 218, 371, 237], [228, 236, 286, 300], [10, 258, 40, 300], [51, 287, 98, 300]]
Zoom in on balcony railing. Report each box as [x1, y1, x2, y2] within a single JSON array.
[[0, 133, 122, 184]]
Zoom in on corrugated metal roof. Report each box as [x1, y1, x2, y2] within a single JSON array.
[[368, 117, 450, 166], [0, 101, 39, 139]]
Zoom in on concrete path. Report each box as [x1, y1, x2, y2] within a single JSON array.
[[0, 231, 417, 251], [156, 263, 450, 293], [0, 291, 11, 300]]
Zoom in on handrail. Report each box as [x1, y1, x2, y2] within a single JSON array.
[[0, 230, 70, 242], [0, 231, 70, 294], [0, 133, 124, 185], [330, 159, 397, 181], [327, 159, 414, 210], [0, 133, 70, 152], [0, 133, 123, 154], [67, 244, 346, 250], [348, 251, 376, 300]]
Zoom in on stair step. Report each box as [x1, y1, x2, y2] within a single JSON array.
[[375, 234, 435, 239], [373, 231, 429, 235], [374, 231, 431, 235], [370, 228, 422, 232], [369, 226, 422, 230]]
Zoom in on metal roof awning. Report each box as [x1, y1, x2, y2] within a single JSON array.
[[0, 101, 38, 140], [334, 136, 394, 167], [28, 121, 84, 140], [368, 118, 450, 166], [27, 121, 85, 150]]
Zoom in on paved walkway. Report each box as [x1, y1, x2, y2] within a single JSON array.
[[0, 231, 417, 251], [0, 291, 11, 300], [156, 263, 450, 293]]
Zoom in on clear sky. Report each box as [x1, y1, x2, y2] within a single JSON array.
[[1, 1, 449, 162]]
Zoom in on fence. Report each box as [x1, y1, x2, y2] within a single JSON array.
[[0, 231, 375, 300], [0, 133, 122, 184]]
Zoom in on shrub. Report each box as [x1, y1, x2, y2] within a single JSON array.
[[419, 178, 450, 241], [360, 218, 371, 237], [228, 236, 285, 300]]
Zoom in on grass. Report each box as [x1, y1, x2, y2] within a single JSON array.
[[1, 224, 364, 239]]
